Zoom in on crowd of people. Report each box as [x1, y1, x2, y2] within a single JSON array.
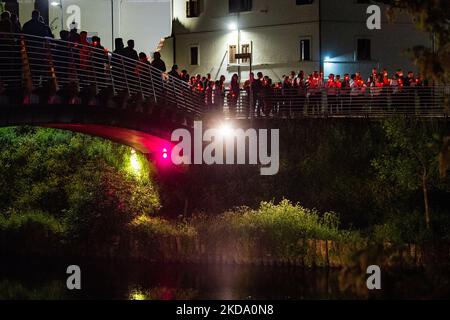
[[173, 68, 432, 117], [0, 9, 167, 71], [1, 9, 435, 117]]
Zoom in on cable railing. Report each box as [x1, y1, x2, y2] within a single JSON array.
[[1, 33, 449, 120], [0, 32, 204, 117], [216, 86, 450, 119]]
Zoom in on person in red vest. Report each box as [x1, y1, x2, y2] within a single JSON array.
[[326, 74, 338, 114], [228, 74, 240, 118]]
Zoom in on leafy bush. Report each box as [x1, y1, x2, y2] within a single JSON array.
[[0, 210, 65, 234], [130, 215, 196, 239], [193, 200, 362, 259], [0, 211, 65, 255], [0, 127, 161, 256]]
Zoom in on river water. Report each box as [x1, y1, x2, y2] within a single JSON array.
[[0, 257, 449, 300]]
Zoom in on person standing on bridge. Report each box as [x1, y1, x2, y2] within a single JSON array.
[[22, 10, 48, 37], [139, 52, 150, 65], [123, 39, 139, 61], [0, 12, 13, 87], [151, 51, 166, 73], [0, 11, 12, 33], [38, 16, 54, 38], [169, 65, 181, 79], [68, 23, 81, 44], [228, 74, 240, 118], [114, 38, 125, 56], [10, 14, 21, 34]]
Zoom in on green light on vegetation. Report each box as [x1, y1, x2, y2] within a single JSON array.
[[130, 149, 142, 174]]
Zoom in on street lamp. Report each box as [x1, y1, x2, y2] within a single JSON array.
[[228, 22, 237, 31], [228, 15, 241, 80], [51, 0, 64, 31]]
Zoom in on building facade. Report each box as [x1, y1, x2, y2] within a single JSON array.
[[161, 0, 431, 82], [1, 0, 171, 54]]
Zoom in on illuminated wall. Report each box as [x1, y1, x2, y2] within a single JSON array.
[[10, 0, 171, 54], [163, 0, 430, 81]]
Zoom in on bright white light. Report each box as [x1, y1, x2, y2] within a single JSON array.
[[51, 1, 60, 6], [130, 149, 141, 173], [228, 22, 238, 31], [324, 56, 331, 62], [218, 123, 234, 138]]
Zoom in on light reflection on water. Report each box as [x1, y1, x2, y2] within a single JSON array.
[[0, 258, 449, 300]]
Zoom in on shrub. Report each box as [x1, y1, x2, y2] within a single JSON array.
[[193, 200, 362, 259]]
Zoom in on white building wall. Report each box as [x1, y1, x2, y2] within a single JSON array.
[[321, 0, 430, 77], [9, 0, 171, 54], [173, 0, 319, 34], [167, 0, 430, 82], [171, 0, 321, 81], [172, 22, 320, 82]]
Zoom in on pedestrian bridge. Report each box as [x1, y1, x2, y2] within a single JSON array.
[[0, 32, 449, 155], [0, 32, 203, 155]]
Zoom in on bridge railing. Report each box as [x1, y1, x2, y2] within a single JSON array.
[[0, 32, 204, 116], [218, 86, 450, 118]]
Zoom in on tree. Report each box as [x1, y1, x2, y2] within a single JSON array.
[[440, 137, 450, 178], [375, 0, 450, 85], [372, 119, 448, 230], [0, 127, 161, 254]]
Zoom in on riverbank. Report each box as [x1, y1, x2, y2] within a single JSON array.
[[2, 201, 449, 270]]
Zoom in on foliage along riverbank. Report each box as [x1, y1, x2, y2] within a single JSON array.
[[0, 121, 449, 269]]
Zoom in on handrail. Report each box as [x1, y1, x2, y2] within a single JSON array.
[[1, 32, 449, 119], [218, 87, 450, 118], [0, 32, 204, 116]]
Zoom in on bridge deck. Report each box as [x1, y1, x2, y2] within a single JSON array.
[[0, 32, 449, 120]]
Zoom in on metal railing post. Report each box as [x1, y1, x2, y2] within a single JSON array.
[[148, 65, 158, 104], [137, 66, 144, 100], [121, 56, 130, 95], [108, 56, 116, 96]]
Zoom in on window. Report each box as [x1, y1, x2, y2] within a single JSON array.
[[296, 0, 314, 5], [241, 44, 250, 63], [229, 45, 237, 64], [229, 0, 252, 13], [300, 39, 311, 61], [356, 38, 371, 61], [190, 46, 199, 65], [186, 0, 201, 18]]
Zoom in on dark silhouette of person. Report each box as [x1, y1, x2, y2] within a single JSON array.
[[92, 36, 108, 66], [60, 30, 69, 41], [228, 73, 240, 118], [114, 38, 125, 55], [0, 11, 13, 86], [68, 24, 81, 44], [10, 13, 21, 33], [136, 52, 150, 80], [110, 38, 127, 92], [168, 64, 181, 79], [151, 51, 166, 73], [92, 36, 104, 51], [22, 10, 48, 37], [38, 15, 54, 38], [55, 30, 71, 84], [123, 39, 139, 61], [181, 70, 189, 82], [0, 11, 12, 33], [22, 11, 50, 83], [139, 52, 150, 65]]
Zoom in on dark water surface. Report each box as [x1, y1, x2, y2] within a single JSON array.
[[0, 257, 449, 300]]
